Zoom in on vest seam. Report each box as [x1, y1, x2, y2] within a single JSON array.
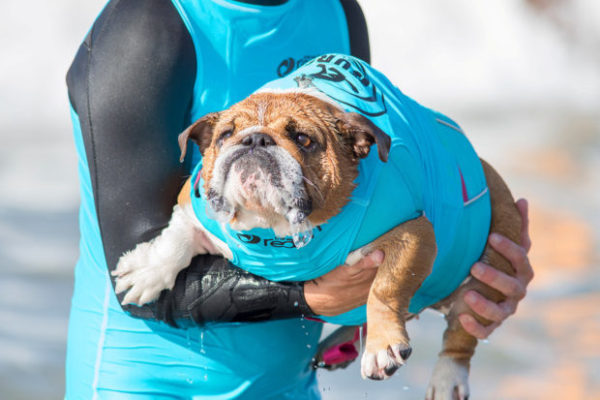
[[435, 118, 465, 135], [464, 187, 489, 207]]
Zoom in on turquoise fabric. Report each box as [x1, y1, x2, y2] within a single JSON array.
[[169, 0, 351, 168], [190, 54, 492, 324], [66, 2, 352, 399]]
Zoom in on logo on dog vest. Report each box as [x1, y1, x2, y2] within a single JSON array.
[[236, 226, 323, 248], [276, 55, 317, 77], [295, 54, 387, 117]]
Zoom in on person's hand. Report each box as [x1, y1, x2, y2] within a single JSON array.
[[304, 250, 384, 316], [459, 198, 534, 338]]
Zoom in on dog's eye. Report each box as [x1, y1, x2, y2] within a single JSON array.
[[295, 133, 313, 149], [217, 130, 233, 146]]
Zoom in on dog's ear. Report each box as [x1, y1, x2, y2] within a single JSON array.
[[178, 112, 220, 162], [336, 112, 391, 162]]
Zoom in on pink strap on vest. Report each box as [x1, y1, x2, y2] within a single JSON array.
[[458, 166, 469, 202]]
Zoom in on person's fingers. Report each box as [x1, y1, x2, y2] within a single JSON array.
[[459, 199, 533, 339], [344, 250, 384, 274], [471, 262, 527, 300], [305, 250, 382, 315], [488, 234, 532, 283], [364, 249, 385, 266], [458, 313, 499, 339], [515, 198, 532, 252], [499, 300, 518, 317], [463, 290, 513, 322]]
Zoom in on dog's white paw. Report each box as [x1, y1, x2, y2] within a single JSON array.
[[112, 243, 179, 306], [360, 343, 412, 380], [426, 356, 470, 400]]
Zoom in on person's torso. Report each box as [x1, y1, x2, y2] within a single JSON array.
[[70, 2, 354, 398]]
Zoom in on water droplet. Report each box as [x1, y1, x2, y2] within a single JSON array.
[[293, 301, 299, 307], [306, 344, 312, 349], [292, 229, 313, 248], [206, 203, 234, 223], [482, 339, 490, 344], [318, 361, 326, 367], [305, 332, 309, 336], [359, 325, 364, 355], [403, 385, 410, 391], [200, 330, 206, 354], [185, 330, 192, 349]]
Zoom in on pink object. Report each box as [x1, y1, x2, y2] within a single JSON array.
[[322, 324, 366, 366], [458, 167, 469, 202], [194, 169, 202, 192], [322, 342, 358, 365]]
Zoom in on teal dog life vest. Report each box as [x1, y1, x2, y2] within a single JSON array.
[[190, 54, 491, 325]]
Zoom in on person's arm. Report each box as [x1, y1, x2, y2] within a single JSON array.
[[66, 0, 313, 325], [67, 0, 375, 326], [459, 198, 534, 338]]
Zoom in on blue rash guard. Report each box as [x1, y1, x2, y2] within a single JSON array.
[[190, 54, 492, 325], [66, 1, 369, 399]]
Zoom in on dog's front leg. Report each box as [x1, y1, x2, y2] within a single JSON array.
[[360, 216, 437, 380], [112, 204, 205, 306]]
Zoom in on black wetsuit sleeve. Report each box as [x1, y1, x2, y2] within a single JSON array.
[[67, 0, 369, 327]]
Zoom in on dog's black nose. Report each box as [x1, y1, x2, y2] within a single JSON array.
[[241, 133, 275, 147]]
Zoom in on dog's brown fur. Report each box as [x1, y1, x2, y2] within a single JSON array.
[[362, 216, 437, 361], [177, 92, 521, 391], [178, 93, 389, 226]]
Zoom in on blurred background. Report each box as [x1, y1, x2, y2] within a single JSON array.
[[0, 0, 598, 399]]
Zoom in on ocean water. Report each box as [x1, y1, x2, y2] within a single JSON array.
[[0, 1, 598, 399]]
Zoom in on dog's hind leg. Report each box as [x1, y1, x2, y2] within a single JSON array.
[[426, 159, 522, 400], [360, 216, 437, 380]]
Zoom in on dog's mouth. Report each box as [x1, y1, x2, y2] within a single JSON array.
[[223, 147, 281, 192], [206, 145, 313, 240], [228, 150, 281, 207]]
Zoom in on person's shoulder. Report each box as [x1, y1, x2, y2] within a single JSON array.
[[88, 0, 190, 46]]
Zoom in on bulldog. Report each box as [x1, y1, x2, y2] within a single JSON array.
[[113, 54, 521, 400]]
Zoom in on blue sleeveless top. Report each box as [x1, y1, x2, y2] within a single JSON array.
[[67, 3, 354, 399], [190, 54, 491, 324]]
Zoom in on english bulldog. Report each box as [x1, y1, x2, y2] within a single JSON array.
[[113, 54, 521, 400]]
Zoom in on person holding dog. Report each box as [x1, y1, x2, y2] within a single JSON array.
[[65, 0, 533, 398]]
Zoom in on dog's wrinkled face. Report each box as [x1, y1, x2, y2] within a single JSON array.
[[179, 91, 390, 238]]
